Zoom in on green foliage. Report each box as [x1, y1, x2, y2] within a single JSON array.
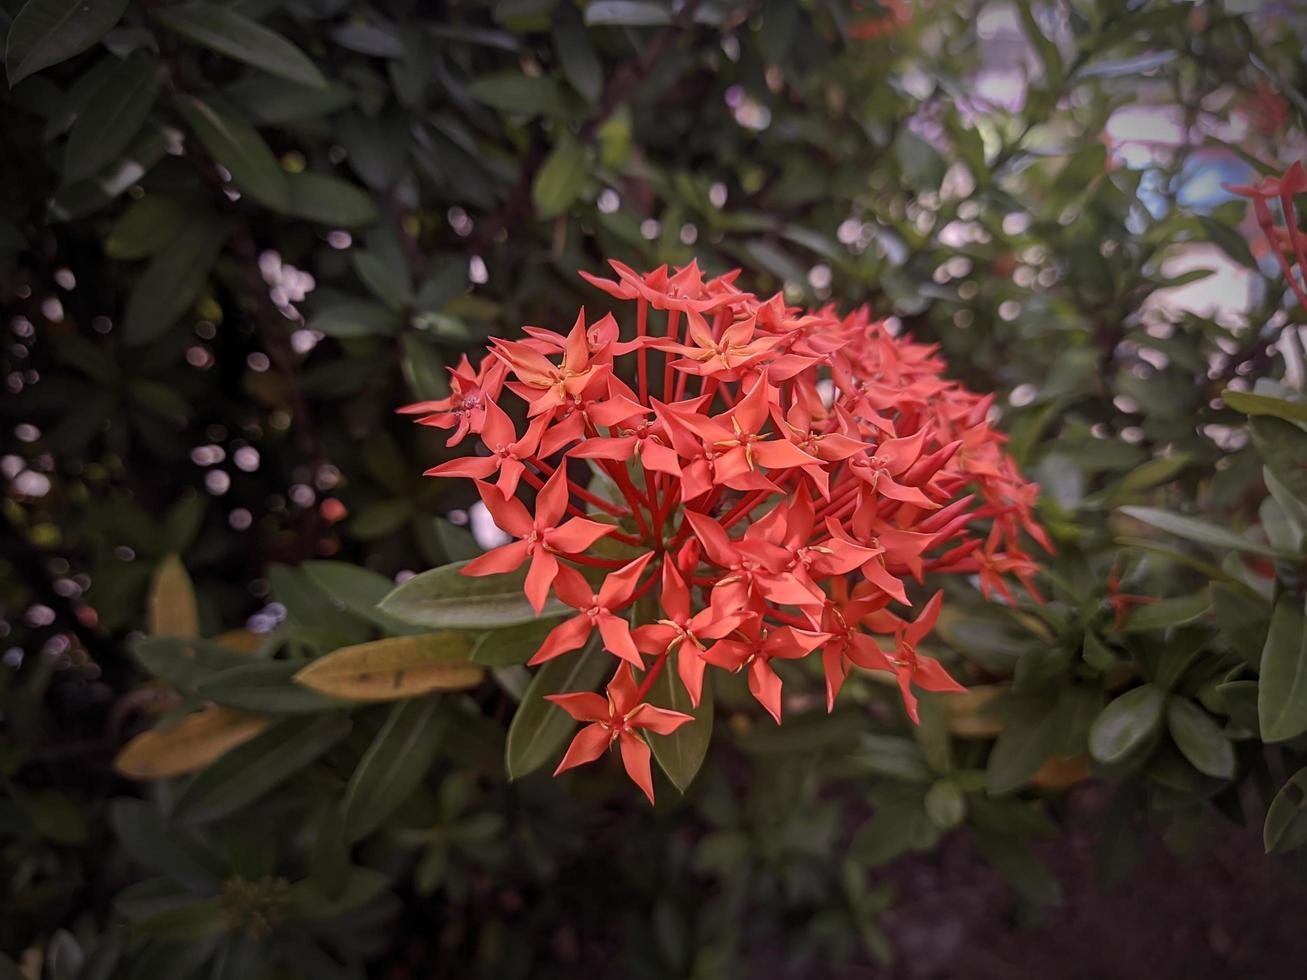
[[3, 0, 1307, 975]]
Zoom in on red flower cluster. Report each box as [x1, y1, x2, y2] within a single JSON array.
[[1226, 161, 1307, 311], [401, 261, 1047, 802]]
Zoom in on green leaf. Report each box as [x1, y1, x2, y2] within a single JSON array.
[[1264, 767, 1307, 853], [532, 136, 586, 219], [131, 898, 225, 941], [176, 94, 289, 209], [1118, 593, 1210, 633], [307, 290, 400, 337], [583, 1, 672, 25], [467, 71, 568, 116], [110, 798, 219, 889], [924, 779, 966, 830], [352, 249, 413, 309], [302, 560, 422, 635], [1165, 697, 1234, 779], [505, 636, 609, 780], [1117, 505, 1281, 559], [122, 215, 227, 346], [553, 18, 602, 102], [153, 3, 327, 89], [173, 714, 352, 824], [287, 867, 390, 919], [1251, 416, 1307, 504], [63, 53, 159, 183], [380, 560, 567, 630], [985, 697, 1060, 795], [400, 333, 449, 402], [341, 697, 448, 841], [282, 172, 379, 228], [1199, 215, 1258, 267], [1088, 684, 1165, 765], [195, 660, 350, 714], [471, 617, 564, 666], [226, 75, 353, 125], [648, 661, 713, 794], [5, 0, 129, 86], [131, 636, 250, 691], [105, 195, 186, 260], [974, 832, 1062, 906], [1259, 594, 1307, 743]]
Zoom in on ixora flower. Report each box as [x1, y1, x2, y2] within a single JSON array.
[[402, 260, 1048, 802]]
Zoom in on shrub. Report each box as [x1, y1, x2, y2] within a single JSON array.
[[2, 0, 1306, 976]]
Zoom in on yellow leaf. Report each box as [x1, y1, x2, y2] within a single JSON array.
[[293, 632, 483, 701], [114, 707, 270, 780], [944, 683, 1008, 738], [1031, 753, 1091, 789], [148, 554, 199, 638]]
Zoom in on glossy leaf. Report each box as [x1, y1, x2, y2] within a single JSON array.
[[648, 662, 713, 795], [1088, 684, 1165, 765], [1118, 506, 1281, 559], [1264, 767, 1307, 854], [153, 3, 327, 89], [176, 94, 289, 208], [470, 616, 565, 667], [504, 636, 609, 780], [1223, 389, 1307, 425], [341, 697, 448, 841], [172, 714, 352, 824], [379, 560, 566, 630], [195, 660, 349, 713], [122, 216, 227, 346], [532, 136, 586, 219], [1259, 594, 1307, 743], [1166, 697, 1234, 779], [5, 0, 129, 85], [63, 53, 159, 183]]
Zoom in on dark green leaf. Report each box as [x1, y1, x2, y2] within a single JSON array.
[[5, 0, 129, 85], [974, 832, 1062, 905], [195, 660, 350, 713], [583, 1, 671, 25], [471, 616, 564, 666], [342, 697, 448, 841], [1259, 594, 1307, 743], [302, 560, 422, 635], [153, 2, 327, 89], [1118, 593, 1210, 633], [63, 53, 159, 183], [283, 172, 379, 228], [172, 714, 352, 824], [1118, 505, 1281, 559], [1264, 767, 1307, 853], [986, 697, 1060, 795], [505, 636, 609, 780], [1251, 416, 1307, 503], [105, 195, 186, 260], [532, 136, 586, 219], [552, 18, 601, 102], [177, 94, 289, 209], [1088, 684, 1165, 765], [648, 660, 712, 794], [1166, 697, 1234, 779], [380, 560, 567, 630], [122, 215, 226, 347], [467, 71, 568, 116]]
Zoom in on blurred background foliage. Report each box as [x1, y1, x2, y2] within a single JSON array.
[[3, 0, 1307, 976]]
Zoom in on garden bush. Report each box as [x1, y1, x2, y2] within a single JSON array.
[[3, 0, 1307, 976]]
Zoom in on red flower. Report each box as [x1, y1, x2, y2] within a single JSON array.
[[401, 259, 1050, 800], [530, 553, 653, 666], [863, 592, 966, 723], [462, 466, 615, 613], [547, 664, 694, 803]]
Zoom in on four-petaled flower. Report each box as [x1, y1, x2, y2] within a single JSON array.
[[463, 466, 614, 613], [547, 665, 694, 804]]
